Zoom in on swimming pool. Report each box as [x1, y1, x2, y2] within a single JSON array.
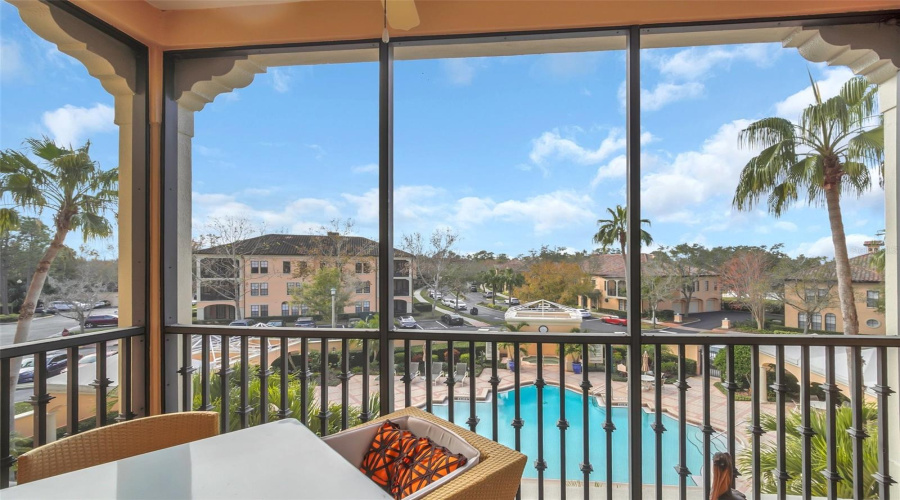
[[430, 385, 726, 485]]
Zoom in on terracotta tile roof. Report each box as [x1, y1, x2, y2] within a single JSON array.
[[195, 234, 412, 258], [792, 253, 884, 283]]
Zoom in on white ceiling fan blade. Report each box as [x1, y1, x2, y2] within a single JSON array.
[[383, 0, 419, 31]]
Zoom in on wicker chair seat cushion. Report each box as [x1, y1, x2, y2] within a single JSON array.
[[389, 437, 467, 499]]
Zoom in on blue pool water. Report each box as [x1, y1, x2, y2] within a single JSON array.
[[430, 385, 726, 485]]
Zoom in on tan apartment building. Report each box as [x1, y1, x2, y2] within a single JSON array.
[[784, 243, 886, 334], [194, 233, 413, 322], [579, 254, 722, 314]]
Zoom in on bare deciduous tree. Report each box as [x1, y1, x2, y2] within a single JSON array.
[[401, 228, 459, 316], [719, 249, 777, 329], [641, 258, 679, 328], [194, 216, 268, 320], [779, 258, 839, 333]]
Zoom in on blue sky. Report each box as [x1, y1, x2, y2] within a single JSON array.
[[1, 2, 885, 260]]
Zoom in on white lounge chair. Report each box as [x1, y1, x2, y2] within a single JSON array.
[[448, 362, 468, 385], [431, 362, 445, 385], [410, 361, 423, 382]]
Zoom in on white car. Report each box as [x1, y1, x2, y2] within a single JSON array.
[[399, 316, 418, 329], [577, 309, 592, 319]]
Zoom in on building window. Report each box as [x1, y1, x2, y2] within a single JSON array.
[[283, 261, 291, 274], [867, 319, 881, 328], [287, 282, 301, 294], [298, 261, 308, 274], [818, 288, 828, 297], [812, 313, 822, 330], [260, 283, 268, 296], [291, 304, 300, 316], [250, 283, 260, 296], [260, 261, 268, 274], [356, 301, 371, 313], [282, 302, 289, 316], [705, 281, 709, 291], [356, 281, 371, 294], [251, 260, 259, 274], [805, 289, 816, 302], [606, 280, 616, 297], [355, 262, 371, 274], [799, 312, 807, 328], [260, 305, 268, 317], [867, 290, 879, 308], [618, 299, 627, 311], [693, 281, 699, 292], [591, 279, 597, 287], [617, 280, 626, 297], [825, 313, 836, 332], [250, 305, 260, 317]]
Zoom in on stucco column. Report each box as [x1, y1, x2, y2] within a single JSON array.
[[880, 72, 900, 498], [176, 106, 195, 326]]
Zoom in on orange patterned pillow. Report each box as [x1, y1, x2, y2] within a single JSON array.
[[359, 421, 415, 488], [390, 437, 468, 499]]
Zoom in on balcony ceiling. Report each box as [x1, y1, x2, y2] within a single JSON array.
[[145, 0, 297, 10]]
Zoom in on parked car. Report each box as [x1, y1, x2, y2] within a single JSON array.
[[48, 301, 76, 312], [294, 317, 316, 328], [453, 302, 468, 311], [577, 309, 592, 319], [482, 291, 493, 298], [469, 285, 477, 292], [439, 314, 464, 326], [266, 320, 285, 327], [229, 319, 258, 327], [505, 297, 520, 305], [601, 316, 628, 326], [17, 357, 36, 384], [84, 314, 119, 328], [94, 300, 112, 308], [398, 316, 418, 329]]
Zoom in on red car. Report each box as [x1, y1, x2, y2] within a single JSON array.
[[601, 316, 628, 326], [84, 314, 119, 328]]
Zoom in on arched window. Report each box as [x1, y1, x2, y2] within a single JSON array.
[[291, 304, 300, 316], [825, 313, 836, 332], [606, 280, 617, 297], [812, 313, 822, 330], [281, 302, 289, 316]]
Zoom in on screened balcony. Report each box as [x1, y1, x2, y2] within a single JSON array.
[[2, 1, 900, 499]]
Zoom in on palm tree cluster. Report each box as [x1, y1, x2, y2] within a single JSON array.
[[478, 268, 524, 305]]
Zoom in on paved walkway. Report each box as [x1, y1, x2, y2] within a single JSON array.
[[412, 288, 492, 327]]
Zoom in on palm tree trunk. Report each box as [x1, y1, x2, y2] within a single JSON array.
[[7, 228, 69, 418], [823, 186, 859, 336]]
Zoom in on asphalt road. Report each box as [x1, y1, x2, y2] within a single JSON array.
[[0, 314, 81, 346]]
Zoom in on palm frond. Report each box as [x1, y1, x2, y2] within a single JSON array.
[[738, 117, 796, 150]]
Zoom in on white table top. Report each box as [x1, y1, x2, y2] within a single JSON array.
[[6, 419, 392, 500]]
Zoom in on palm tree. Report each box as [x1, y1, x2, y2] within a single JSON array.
[[1, 138, 117, 395], [733, 75, 882, 337], [593, 204, 653, 268], [501, 268, 524, 298], [738, 405, 879, 498], [479, 268, 504, 305]]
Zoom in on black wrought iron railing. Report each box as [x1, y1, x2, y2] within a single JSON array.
[[2, 326, 898, 500], [0, 327, 147, 488]]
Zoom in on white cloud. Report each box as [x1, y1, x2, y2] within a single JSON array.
[[454, 190, 594, 235], [270, 68, 291, 93], [640, 119, 756, 223], [351, 163, 378, 174], [193, 191, 341, 232], [656, 44, 777, 81], [42, 103, 116, 146], [342, 188, 379, 224], [529, 128, 626, 167], [441, 58, 487, 86], [774, 220, 798, 232], [306, 144, 325, 159], [775, 67, 854, 119], [791, 233, 873, 258], [641, 82, 705, 111], [530, 52, 602, 80], [590, 154, 626, 188], [1, 39, 24, 81]]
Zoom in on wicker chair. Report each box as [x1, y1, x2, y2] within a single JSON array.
[[17, 412, 219, 484], [359, 407, 527, 500]]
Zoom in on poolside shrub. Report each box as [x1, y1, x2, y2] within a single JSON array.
[[459, 353, 470, 364], [413, 302, 433, 312]]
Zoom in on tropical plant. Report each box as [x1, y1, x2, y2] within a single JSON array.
[[502, 322, 529, 333], [352, 314, 380, 367], [479, 268, 504, 305], [501, 268, 525, 297], [1, 138, 117, 396], [497, 338, 529, 358], [738, 405, 879, 498], [733, 75, 883, 337], [193, 363, 379, 435], [592, 204, 653, 266]]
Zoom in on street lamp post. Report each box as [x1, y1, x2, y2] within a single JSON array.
[[330, 287, 337, 328]]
